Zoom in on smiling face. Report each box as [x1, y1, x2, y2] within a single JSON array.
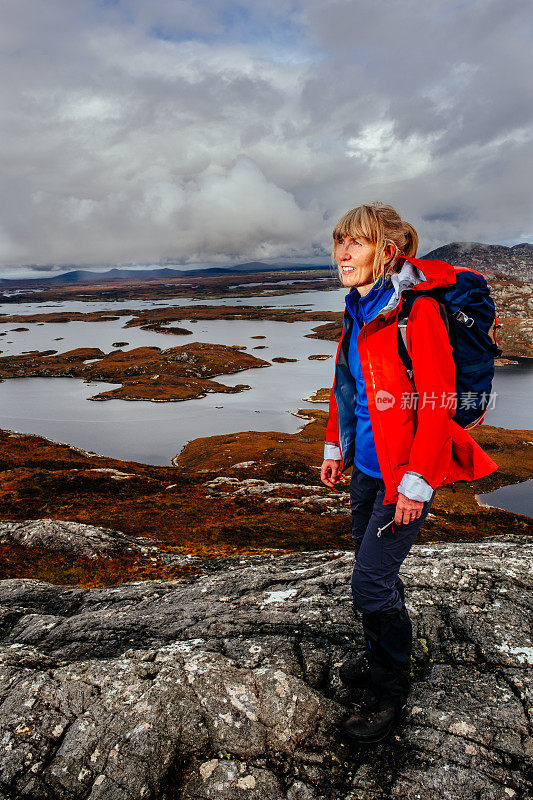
[[332, 203, 414, 296], [335, 233, 377, 296]]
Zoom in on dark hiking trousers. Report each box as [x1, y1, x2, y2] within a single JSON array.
[[349, 465, 436, 709]]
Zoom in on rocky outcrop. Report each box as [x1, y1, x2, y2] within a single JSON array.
[[488, 278, 533, 359], [0, 536, 531, 799], [0, 518, 246, 573], [423, 242, 532, 281], [0, 518, 148, 559]]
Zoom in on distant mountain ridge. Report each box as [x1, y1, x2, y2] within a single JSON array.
[[0, 262, 330, 287], [423, 242, 531, 280]]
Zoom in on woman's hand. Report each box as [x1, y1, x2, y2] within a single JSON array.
[[395, 493, 424, 525], [321, 459, 342, 488]]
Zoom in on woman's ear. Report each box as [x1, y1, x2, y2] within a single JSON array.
[[383, 242, 397, 265]]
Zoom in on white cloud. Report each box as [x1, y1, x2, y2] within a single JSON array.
[[346, 121, 436, 182]]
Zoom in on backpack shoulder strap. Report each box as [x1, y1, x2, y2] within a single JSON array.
[[397, 292, 451, 382]]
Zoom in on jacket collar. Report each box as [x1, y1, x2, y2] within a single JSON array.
[[379, 256, 456, 317]]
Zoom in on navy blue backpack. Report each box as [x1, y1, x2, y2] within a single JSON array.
[[397, 267, 502, 428]]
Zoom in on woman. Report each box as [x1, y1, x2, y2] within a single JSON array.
[[321, 202, 498, 744]]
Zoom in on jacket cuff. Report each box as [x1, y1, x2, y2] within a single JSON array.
[[397, 471, 434, 502], [324, 442, 341, 461]]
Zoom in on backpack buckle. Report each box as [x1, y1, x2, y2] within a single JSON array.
[[455, 310, 475, 328]]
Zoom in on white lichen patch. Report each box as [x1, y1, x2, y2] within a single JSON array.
[[158, 639, 205, 655], [226, 683, 258, 722], [273, 670, 290, 698], [237, 775, 257, 789], [262, 589, 298, 605], [449, 721, 477, 737], [497, 644, 533, 665], [199, 759, 218, 780]]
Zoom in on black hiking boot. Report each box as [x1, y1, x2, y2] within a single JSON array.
[[342, 701, 404, 744], [338, 652, 371, 687]]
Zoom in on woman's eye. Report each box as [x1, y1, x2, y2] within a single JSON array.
[[337, 236, 361, 246]]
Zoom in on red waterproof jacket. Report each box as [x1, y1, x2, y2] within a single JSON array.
[[324, 256, 499, 505]]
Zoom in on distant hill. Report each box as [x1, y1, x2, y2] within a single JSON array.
[[423, 242, 532, 281], [0, 262, 330, 288], [45, 267, 229, 283]]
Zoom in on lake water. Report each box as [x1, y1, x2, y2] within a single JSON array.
[[477, 479, 533, 519], [0, 287, 531, 518], [0, 307, 339, 464]]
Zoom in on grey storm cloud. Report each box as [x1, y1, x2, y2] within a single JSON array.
[[0, 0, 531, 269]]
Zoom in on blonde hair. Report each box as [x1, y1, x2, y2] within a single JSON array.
[[332, 201, 418, 284]]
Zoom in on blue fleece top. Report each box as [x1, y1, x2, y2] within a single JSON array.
[[345, 277, 395, 478]]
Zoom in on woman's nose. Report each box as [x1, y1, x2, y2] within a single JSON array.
[[337, 243, 349, 261]]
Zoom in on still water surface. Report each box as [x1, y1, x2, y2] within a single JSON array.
[[477, 480, 533, 519]]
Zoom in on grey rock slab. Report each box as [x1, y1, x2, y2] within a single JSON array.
[[0, 536, 531, 799]]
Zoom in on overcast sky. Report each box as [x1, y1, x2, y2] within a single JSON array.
[[1, 0, 532, 273]]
